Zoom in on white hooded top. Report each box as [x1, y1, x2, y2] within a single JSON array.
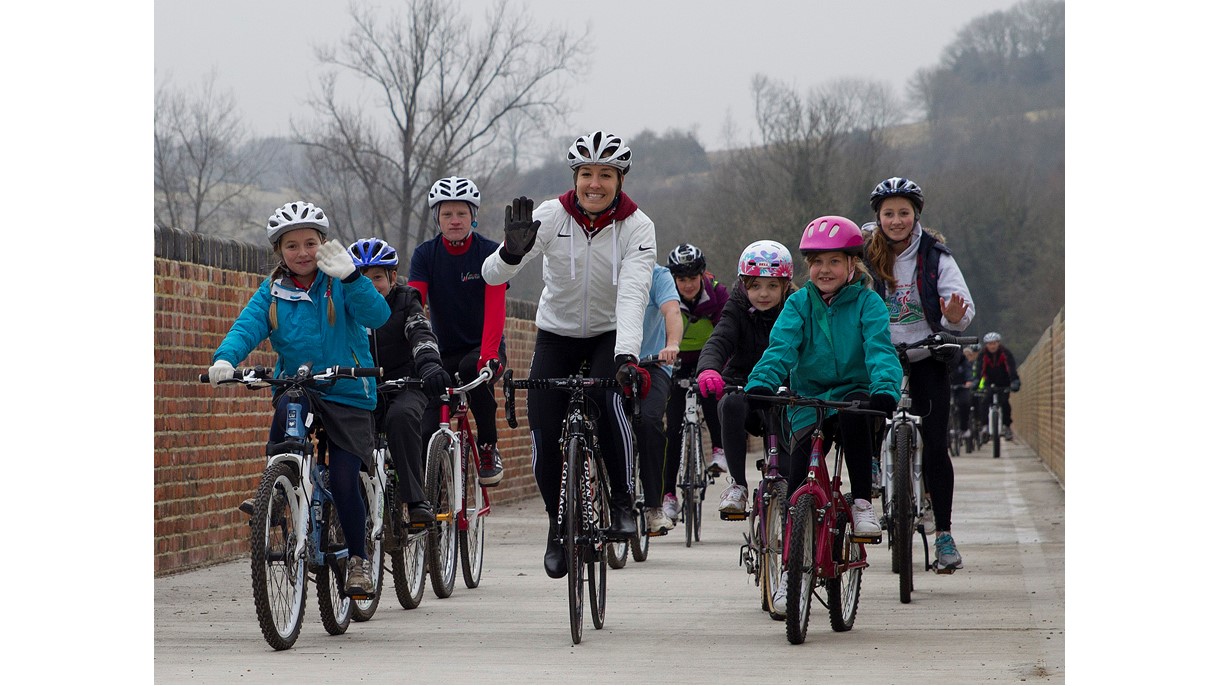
[[885, 223, 975, 362], [481, 198, 657, 358]]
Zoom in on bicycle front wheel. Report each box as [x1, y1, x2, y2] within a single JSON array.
[[250, 462, 307, 651], [352, 478, 384, 622], [629, 498, 649, 562], [759, 479, 789, 621], [826, 509, 862, 631], [991, 407, 1001, 458], [565, 436, 586, 644], [682, 422, 704, 547], [425, 434, 458, 599], [892, 423, 915, 604], [315, 502, 353, 635], [386, 476, 427, 610], [460, 444, 486, 589], [785, 492, 815, 645]]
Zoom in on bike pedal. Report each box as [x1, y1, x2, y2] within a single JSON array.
[[933, 563, 959, 575], [646, 528, 668, 537], [719, 511, 747, 521], [851, 533, 883, 544]]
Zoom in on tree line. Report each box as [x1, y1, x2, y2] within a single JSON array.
[[154, 0, 1063, 358]]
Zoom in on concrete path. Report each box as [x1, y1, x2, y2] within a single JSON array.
[[154, 439, 1064, 684]]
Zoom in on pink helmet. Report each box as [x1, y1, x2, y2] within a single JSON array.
[[737, 240, 793, 279], [799, 215, 864, 254]]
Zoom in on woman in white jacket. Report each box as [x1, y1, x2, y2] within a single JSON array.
[[482, 131, 656, 580]]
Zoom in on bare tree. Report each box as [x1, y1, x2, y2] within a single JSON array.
[[296, 0, 586, 254], [154, 71, 274, 235]]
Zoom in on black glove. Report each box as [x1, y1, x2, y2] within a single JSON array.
[[419, 362, 451, 398], [1010, 379, 1021, 393], [614, 354, 651, 399], [744, 385, 774, 409], [502, 196, 540, 259], [868, 393, 897, 417]]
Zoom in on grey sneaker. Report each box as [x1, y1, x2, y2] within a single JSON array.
[[772, 570, 788, 616], [477, 444, 504, 486], [719, 483, 747, 514], [934, 532, 963, 572], [345, 556, 372, 595], [644, 507, 673, 533]]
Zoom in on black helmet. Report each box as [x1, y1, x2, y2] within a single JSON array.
[[869, 177, 925, 215], [666, 243, 705, 277]]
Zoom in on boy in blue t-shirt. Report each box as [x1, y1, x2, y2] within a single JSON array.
[[635, 265, 683, 533]]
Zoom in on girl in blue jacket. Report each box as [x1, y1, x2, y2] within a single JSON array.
[[208, 201, 391, 597], [746, 215, 901, 541]]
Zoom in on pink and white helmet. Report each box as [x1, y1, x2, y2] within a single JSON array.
[[737, 240, 793, 279], [799, 215, 864, 254]]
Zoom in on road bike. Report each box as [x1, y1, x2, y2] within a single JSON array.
[[421, 366, 497, 598], [201, 363, 381, 650], [673, 375, 715, 547], [880, 332, 976, 604], [740, 391, 885, 644], [504, 368, 635, 644]]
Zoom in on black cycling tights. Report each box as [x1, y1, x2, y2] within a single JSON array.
[[907, 358, 955, 533], [527, 330, 633, 517]]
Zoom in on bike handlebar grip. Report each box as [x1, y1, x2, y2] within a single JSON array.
[[934, 332, 976, 346], [346, 367, 382, 377], [199, 373, 210, 383], [503, 369, 518, 429]]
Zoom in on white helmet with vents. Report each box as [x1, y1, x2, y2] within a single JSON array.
[[567, 131, 632, 174], [428, 176, 482, 209], [266, 201, 329, 245]]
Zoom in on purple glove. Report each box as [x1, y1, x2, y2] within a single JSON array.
[[697, 369, 725, 400]]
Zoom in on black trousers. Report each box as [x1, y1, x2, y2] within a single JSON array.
[[907, 358, 955, 532], [527, 330, 632, 517], [636, 371, 672, 508], [377, 388, 427, 504]]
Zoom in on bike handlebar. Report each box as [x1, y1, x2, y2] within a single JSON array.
[[721, 385, 889, 417], [199, 365, 381, 385], [502, 368, 623, 429]]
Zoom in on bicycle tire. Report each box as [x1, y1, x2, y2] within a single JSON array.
[[607, 540, 628, 569], [826, 509, 862, 631], [250, 462, 307, 651], [991, 406, 1001, 458], [759, 479, 789, 621], [386, 475, 427, 609], [315, 501, 354, 635], [892, 423, 914, 604], [682, 422, 703, 547], [589, 454, 610, 630], [425, 434, 458, 599], [460, 442, 486, 589], [629, 501, 649, 562], [785, 492, 815, 645], [351, 476, 384, 622], [565, 435, 585, 644]]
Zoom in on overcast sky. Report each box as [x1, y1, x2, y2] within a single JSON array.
[[155, 0, 1020, 151]]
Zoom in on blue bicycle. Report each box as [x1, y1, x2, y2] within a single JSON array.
[[203, 363, 381, 650]]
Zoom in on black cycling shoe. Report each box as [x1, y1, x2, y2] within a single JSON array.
[[544, 517, 567, 579], [407, 501, 435, 525], [606, 502, 637, 541]]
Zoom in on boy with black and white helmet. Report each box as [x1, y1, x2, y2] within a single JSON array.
[[482, 131, 656, 579], [409, 176, 508, 487], [978, 331, 1021, 440]]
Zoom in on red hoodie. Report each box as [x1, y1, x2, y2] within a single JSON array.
[[557, 190, 639, 238]]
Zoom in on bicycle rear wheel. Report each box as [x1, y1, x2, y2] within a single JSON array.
[[352, 476, 384, 622], [386, 475, 427, 609], [250, 462, 307, 651], [589, 456, 610, 629], [759, 479, 788, 621], [785, 493, 815, 645], [565, 436, 586, 644], [629, 498, 649, 562], [607, 540, 628, 569], [315, 501, 353, 635], [826, 509, 862, 631], [460, 444, 486, 589], [425, 434, 458, 599], [892, 424, 915, 604]]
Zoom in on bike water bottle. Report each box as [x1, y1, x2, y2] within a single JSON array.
[[286, 401, 304, 438]]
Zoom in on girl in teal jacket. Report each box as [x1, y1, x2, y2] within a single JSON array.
[[746, 215, 900, 538], [208, 201, 390, 597]]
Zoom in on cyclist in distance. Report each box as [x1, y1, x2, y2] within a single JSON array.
[[977, 332, 1021, 440], [861, 177, 975, 572], [409, 176, 508, 486], [208, 201, 390, 596], [695, 239, 797, 515], [348, 237, 452, 525], [481, 131, 656, 579], [949, 345, 978, 443], [636, 264, 684, 532], [663, 243, 730, 522], [746, 216, 901, 536]]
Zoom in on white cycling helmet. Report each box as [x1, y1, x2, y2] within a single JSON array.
[[983, 332, 1002, 343], [266, 201, 329, 245], [427, 176, 482, 210], [567, 131, 632, 174]]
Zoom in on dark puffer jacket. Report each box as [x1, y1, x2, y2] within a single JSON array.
[[369, 282, 443, 384], [696, 282, 788, 386]]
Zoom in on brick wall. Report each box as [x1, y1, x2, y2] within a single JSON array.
[[154, 227, 539, 576], [1010, 307, 1065, 485]]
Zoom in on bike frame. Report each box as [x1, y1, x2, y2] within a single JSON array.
[[783, 427, 868, 579], [881, 373, 926, 538], [428, 372, 494, 532]]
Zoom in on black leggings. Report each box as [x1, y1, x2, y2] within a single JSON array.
[[527, 330, 633, 517], [637, 371, 672, 508], [718, 391, 764, 489], [908, 358, 955, 532]]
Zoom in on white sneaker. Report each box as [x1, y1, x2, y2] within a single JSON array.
[[645, 507, 674, 533], [772, 570, 788, 612], [852, 499, 881, 535], [662, 492, 680, 521], [719, 483, 747, 514], [709, 448, 729, 475]]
